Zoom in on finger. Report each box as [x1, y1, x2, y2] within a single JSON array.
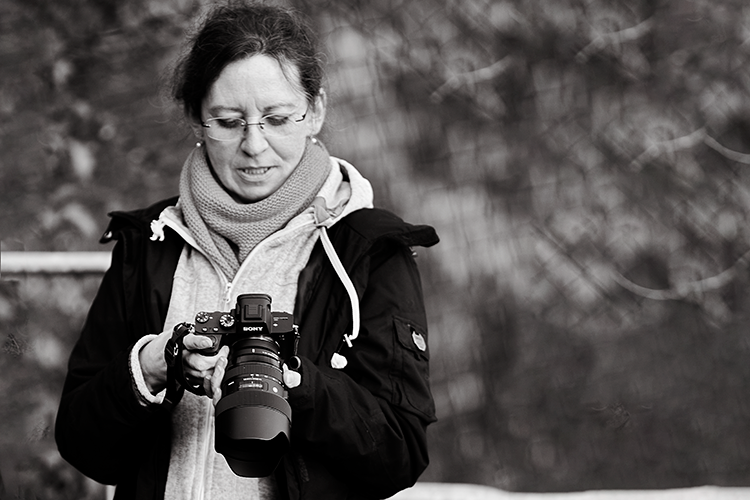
[[203, 368, 218, 400], [182, 345, 231, 396], [182, 333, 214, 351], [182, 343, 227, 372], [282, 363, 301, 388], [211, 356, 228, 405], [181, 351, 213, 374]]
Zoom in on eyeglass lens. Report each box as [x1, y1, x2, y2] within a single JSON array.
[[203, 112, 306, 141]]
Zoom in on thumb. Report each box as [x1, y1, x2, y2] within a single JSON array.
[[282, 363, 302, 389]]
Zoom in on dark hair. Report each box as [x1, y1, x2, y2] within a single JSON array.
[[172, 1, 324, 122]]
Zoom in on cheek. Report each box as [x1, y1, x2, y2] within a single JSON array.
[[204, 145, 235, 180], [274, 137, 307, 167]]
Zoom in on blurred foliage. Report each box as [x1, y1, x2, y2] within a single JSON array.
[[3, 0, 750, 496]]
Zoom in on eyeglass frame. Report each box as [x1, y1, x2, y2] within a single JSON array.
[[201, 108, 309, 142]]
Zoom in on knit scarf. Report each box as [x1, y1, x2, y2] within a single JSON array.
[[179, 139, 331, 280]]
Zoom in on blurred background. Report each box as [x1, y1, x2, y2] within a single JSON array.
[[3, 0, 750, 498]]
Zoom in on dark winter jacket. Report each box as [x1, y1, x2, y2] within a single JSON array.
[[55, 196, 439, 500]]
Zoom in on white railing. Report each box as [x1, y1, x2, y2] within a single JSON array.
[[394, 483, 750, 499], [102, 482, 750, 500], [0, 251, 111, 275]]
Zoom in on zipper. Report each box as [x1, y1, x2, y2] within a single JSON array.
[[156, 212, 225, 500], [220, 218, 317, 304], [158, 214, 230, 292], [197, 397, 215, 500], [154, 210, 323, 497], [222, 281, 233, 309]]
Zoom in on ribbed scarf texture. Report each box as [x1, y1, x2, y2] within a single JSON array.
[[179, 138, 331, 279]]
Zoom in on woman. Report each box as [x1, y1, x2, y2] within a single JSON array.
[[55, 2, 438, 499]]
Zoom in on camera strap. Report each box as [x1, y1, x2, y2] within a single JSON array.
[[165, 322, 207, 396]]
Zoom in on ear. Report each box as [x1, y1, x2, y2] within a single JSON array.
[[189, 119, 204, 140], [307, 89, 327, 137]]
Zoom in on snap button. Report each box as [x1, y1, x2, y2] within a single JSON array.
[[411, 329, 426, 352]]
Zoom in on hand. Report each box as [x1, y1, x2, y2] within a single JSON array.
[[139, 330, 172, 394], [282, 360, 302, 389], [180, 333, 230, 401]]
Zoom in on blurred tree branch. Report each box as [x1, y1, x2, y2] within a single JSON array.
[[431, 56, 513, 102], [704, 135, 750, 164], [613, 248, 750, 301], [576, 17, 654, 63], [629, 128, 706, 170], [629, 128, 750, 170]]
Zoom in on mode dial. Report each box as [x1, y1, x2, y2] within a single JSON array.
[[219, 314, 235, 329]]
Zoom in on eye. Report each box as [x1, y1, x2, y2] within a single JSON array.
[[214, 117, 245, 129], [263, 115, 291, 127]]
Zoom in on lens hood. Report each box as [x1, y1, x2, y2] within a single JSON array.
[[214, 390, 292, 477]]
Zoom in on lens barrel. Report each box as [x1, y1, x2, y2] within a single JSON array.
[[215, 336, 292, 477]]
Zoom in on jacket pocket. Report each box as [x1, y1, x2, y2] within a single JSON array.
[[392, 316, 437, 421]]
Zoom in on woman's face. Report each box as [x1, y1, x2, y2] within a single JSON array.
[[198, 54, 325, 203]]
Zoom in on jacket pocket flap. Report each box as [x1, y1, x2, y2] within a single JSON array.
[[393, 316, 429, 358], [392, 316, 436, 421]]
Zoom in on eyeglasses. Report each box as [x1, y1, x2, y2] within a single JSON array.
[[201, 109, 308, 141]]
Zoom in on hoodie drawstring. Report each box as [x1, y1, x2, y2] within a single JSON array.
[[312, 197, 360, 369], [150, 197, 361, 370]]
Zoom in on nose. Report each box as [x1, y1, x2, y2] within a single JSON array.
[[240, 123, 269, 156]]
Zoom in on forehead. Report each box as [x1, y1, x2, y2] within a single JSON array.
[[203, 54, 305, 114]]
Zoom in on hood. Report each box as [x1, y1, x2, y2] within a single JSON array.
[[304, 156, 374, 369], [310, 156, 373, 229]]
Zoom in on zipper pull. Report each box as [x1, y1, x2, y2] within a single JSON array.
[[223, 282, 233, 308]]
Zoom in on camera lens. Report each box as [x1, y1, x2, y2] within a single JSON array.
[[222, 337, 284, 397], [215, 336, 292, 477]]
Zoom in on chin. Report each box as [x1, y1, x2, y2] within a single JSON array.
[[233, 188, 274, 203]]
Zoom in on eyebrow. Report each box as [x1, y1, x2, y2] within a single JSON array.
[[207, 102, 300, 116]]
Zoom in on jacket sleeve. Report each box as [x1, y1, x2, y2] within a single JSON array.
[[288, 240, 437, 498], [54, 235, 168, 485]]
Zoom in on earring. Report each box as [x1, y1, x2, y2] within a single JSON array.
[[310, 136, 318, 145], [196, 141, 203, 148]]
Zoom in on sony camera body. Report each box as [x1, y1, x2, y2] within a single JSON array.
[[194, 293, 298, 360], [195, 293, 299, 478]]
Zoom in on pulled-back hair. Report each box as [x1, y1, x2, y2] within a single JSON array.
[[172, 1, 324, 122]]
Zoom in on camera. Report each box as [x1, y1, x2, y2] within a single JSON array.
[[194, 293, 299, 477]]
